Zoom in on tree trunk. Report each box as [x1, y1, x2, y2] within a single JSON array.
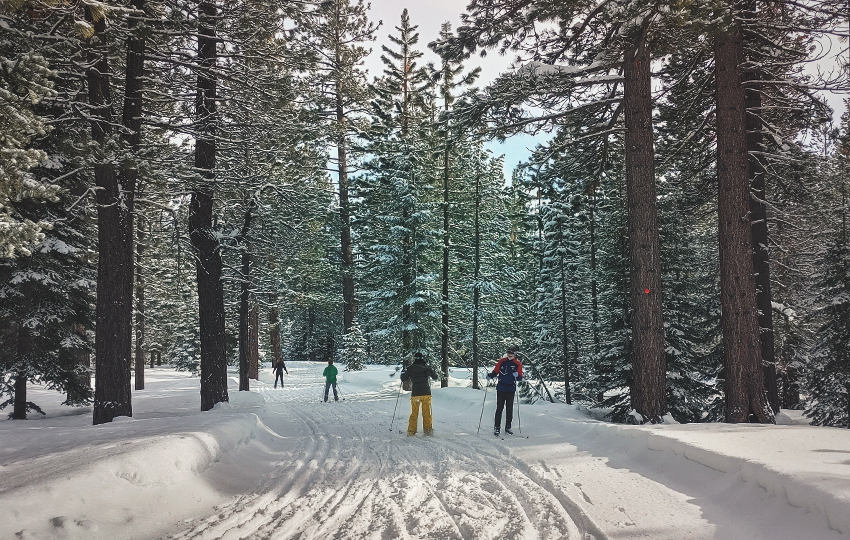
[[441, 133, 450, 388], [623, 31, 666, 423], [742, 0, 779, 413], [560, 240, 572, 405], [238, 201, 253, 392], [238, 246, 250, 391], [714, 15, 773, 424], [13, 373, 26, 420], [308, 307, 316, 362], [472, 171, 481, 390], [269, 295, 282, 367], [126, 0, 146, 392], [249, 302, 259, 380], [336, 83, 356, 335], [191, 0, 228, 411], [135, 207, 145, 390], [88, 7, 133, 425], [13, 304, 29, 419], [76, 324, 91, 388], [589, 186, 600, 357]]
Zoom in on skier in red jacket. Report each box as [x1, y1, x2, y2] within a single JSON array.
[[487, 345, 523, 436]]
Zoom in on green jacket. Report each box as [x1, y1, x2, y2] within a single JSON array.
[[323, 364, 338, 384]]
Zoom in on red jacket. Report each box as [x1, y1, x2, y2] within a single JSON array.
[[489, 356, 523, 392]]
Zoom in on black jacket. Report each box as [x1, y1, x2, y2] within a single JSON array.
[[401, 359, 438, 396]]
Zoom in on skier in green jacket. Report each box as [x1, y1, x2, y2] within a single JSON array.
[[322, 358, 339, 402]]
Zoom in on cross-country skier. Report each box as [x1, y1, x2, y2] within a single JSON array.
[[273, 359, 288, 388], [400, 352, 439, 436], [323, 358, 339, 402], [486, 345, 523, 436]]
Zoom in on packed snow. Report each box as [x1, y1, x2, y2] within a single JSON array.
[[2, 361, 850, 540]]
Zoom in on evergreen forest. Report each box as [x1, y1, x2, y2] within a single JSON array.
[[3, 0, 850, 428]]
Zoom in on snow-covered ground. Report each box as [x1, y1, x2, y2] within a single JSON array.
[[2, 361, 849, 540]]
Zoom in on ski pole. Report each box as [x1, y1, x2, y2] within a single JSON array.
[[516, 390, 521, 434], [389, 378, 403, 431], [477, 377, 490, 434]]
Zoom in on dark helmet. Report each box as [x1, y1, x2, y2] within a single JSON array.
[[413, 352, 424, 363], [506, 345, 518, 354]]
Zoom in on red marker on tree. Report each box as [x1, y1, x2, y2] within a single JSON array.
[[644, 288, 650, 294]]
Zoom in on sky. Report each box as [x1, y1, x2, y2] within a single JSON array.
[[3, 361, 850, 540], [360, 0, 544, 180]]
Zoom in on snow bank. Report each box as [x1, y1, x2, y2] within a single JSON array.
[[583, 419, 850, 536]]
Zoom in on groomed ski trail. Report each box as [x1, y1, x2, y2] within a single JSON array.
[[166, 363, 588, 540]]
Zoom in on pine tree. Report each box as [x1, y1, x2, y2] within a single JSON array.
[[429, 21, 480, 388], [300, 0, 378, 336], [0, 1, 65, 258]]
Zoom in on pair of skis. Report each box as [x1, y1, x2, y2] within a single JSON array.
[[494, 430, 529, 440]]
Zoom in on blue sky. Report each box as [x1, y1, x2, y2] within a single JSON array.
[[362, 0, 539, 181]]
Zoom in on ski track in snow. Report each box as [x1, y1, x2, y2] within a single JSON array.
[[166, 365, 586, 540], [7, 363, 849, 540]]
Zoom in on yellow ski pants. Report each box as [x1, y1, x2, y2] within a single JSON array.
[[407, 395, 433, 435]]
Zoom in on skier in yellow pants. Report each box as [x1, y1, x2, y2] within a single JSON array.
[[400, 352, 439, 436]]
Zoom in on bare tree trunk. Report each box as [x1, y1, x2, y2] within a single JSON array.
[[472, 171, 481, 390], [87, 7, 133, 425], [741, 0, 779, 413], [238, 201, 253, 392], [589, 186, 600, 357], [76, 324, 92, 388], [623, 31, 666, 423], [13, 373, 26, 420], [249, 302, 259, 380], [191, 0, 228, 411], [336, 83, 356, 334], [714, 13, 773, 424], [135, 209, 146, 390], [269, 295, 282, 367], [441, 132, 450, 388], [125, 0, 146, 393], [13, 301, 29, 419], [560, 238, 572, 405]]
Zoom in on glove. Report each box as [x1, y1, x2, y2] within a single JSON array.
[[513, 372, 520, 379], [486, 373, 493, 380]]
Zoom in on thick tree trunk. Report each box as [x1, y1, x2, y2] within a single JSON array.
[[623, 32, 666, 423], [714, 16, 773, 424], [87, 8, 133, 425], [13, 373, 26, 420], [742, 0, 779, 413], [191, 0, 228, 411], [249, 302, 259, 380], [125, 0, 146, 392]]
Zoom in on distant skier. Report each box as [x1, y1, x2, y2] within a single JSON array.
[[401, 352, 439, 436], [273, 358, 288, 388], [323, 358, 339, 402], [487, 345, 523, 436]]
